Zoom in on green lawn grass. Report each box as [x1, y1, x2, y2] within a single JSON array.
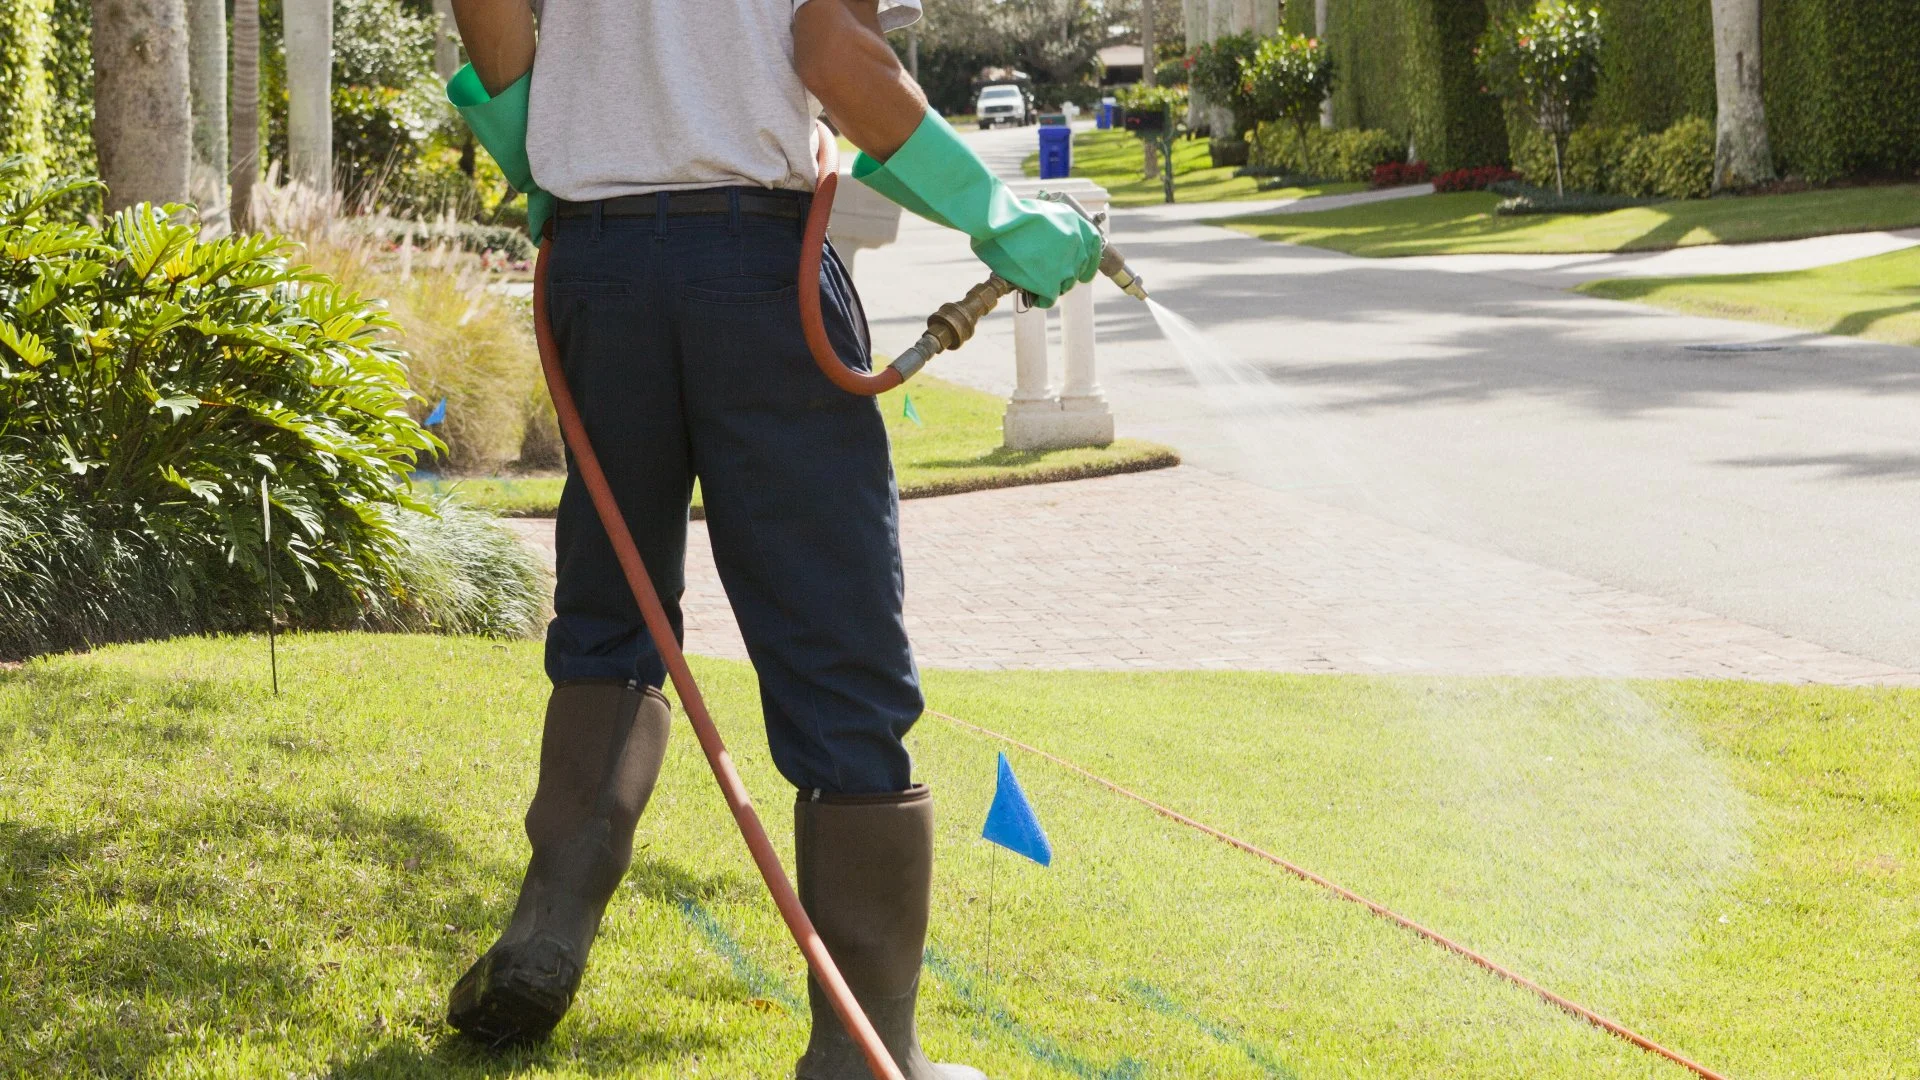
[[1224, 184, 1920, 257], [1022, 129, 1364, 208], [419, 375, 1177, 517], [1578, 244, 1920, 347], [6, 635, 1916, 1076]]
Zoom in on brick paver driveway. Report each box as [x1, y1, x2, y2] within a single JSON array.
[[506, 465, 1912, 684]]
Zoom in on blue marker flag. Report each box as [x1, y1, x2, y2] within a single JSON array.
[[424, 397, 447, 426], [981, 752, 1052, 866]]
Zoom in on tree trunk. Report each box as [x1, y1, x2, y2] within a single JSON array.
[[187, 0, 228, 231], [1315, 0, 1333, 129], [283, 0, 332, 192], [229, 0, 258, 229], [1182, 0, 1205, 127], [91, 0, 192, 212], [1710, 0, 1773, 191], [1141, 0, 1158, 180], [430, 0, 460, 81]]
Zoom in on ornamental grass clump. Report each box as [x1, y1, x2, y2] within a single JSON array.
[[1475, 2, 1603, 196], [0, 158, 546, 658]]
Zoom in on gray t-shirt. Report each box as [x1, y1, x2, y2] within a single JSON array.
[[527, 0, 921, 201]]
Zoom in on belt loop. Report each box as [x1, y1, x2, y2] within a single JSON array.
[[654, 191, 670, 241], [727, 187, 742, 235], [590, 199, 604, 242]]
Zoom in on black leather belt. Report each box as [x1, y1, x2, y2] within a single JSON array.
[[555, 188, 810, 221]]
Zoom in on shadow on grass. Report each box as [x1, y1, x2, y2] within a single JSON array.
[[1829, 298, 1920, 338], [0, 797, 496, 1077], [330, 1024, 729, 1079]]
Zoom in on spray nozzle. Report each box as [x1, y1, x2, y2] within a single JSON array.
[[1037, 190, 1150, 302]]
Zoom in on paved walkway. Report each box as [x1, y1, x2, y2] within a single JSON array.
[[504, 467, 1912, 683]]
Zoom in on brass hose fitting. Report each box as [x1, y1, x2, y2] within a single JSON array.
[[887, 274, 1018, 381]]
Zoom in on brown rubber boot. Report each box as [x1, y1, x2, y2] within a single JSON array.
[[448, 680, 672, 1047], [794, 786, 987, 1080]]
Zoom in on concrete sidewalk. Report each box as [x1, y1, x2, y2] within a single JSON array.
[[505, 467, 1913, 684]]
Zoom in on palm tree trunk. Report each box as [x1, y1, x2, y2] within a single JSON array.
[[283, 0, 332, 192], [1710, 0, 1773, 190], [186, 0, 228, 231], [91, 0, 192, 211], [229, 0, 259, 230]]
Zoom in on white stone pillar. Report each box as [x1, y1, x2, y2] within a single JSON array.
[[1011, 305, 1052, 404], [1000, 178, 1116, 451]]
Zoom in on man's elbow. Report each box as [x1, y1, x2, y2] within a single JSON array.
[[794, 0, 890, 104]]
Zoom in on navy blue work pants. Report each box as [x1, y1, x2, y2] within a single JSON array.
[[541, 188, 922, 795]]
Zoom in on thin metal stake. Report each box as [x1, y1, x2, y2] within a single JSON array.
[[261, 478, 278, 696], [985, 845, 996, 979]]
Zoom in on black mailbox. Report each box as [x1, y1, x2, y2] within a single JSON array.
[[1122, 106, 1168, 136]]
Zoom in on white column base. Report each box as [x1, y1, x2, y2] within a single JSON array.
[[1003, 397, 1115, 451]]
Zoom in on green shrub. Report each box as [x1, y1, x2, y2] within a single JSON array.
[[1251, 126, 1402, 181], [1619, 114, 1713, 198], [0, 159, 545, 657], [1514, 115, 1711, 199], [333, 84, 443, 209], [1114, 83, 1188, 119], [1241, 33, 1337, 173], [1187, 32, 1261, 137], [1477, 2, 1604, 194]]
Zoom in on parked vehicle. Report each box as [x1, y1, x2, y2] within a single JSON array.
[[975, 84, 1034, 128]]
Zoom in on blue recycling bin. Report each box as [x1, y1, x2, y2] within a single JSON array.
[[1037, 125, 1073, 180], [1096, 102, 1115, 129]]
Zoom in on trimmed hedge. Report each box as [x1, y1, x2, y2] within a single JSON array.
[[1285, 0, 1508, 170], [1488, 0, 1918, 182], [0, 0, 95, 200], [1250, 124, 1403, 181], [1294, 0, 1919, 184], [1764, 0, 1920, 180], [1512, 115, 1712, 198]]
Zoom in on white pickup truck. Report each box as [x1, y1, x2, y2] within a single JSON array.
[[974, 84, 1034, 129]]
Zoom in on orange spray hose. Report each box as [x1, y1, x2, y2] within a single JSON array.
[[530, 133, 906, 1079], [798, 124, 903, 397]]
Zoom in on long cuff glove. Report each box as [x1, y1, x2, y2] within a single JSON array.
[[446, 65, 556, 242], [852, 112, 1101, 308]]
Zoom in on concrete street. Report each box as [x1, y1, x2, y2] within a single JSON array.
[[847, 124, 1920, 674]]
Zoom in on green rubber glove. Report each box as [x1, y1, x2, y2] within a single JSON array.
[[446, 65, 555, 242], [853, 113, 1102, 307]]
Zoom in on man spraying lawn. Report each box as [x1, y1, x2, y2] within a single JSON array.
[[440, 1, 1102, 1075]]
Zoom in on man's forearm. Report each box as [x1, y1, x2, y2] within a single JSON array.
[[450, 0, 535, 94], [793, 0, 927, 161]]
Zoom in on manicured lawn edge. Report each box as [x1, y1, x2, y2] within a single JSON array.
[[1221, 184, 1920, 257], [1574, 245, 1920, 349], [437, 443, 1182, 519]]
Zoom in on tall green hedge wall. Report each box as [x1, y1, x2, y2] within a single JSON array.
[[1282, 0, 1509, 171], [0, 0, 95, 183], [1297, 0, 1920, 180]]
